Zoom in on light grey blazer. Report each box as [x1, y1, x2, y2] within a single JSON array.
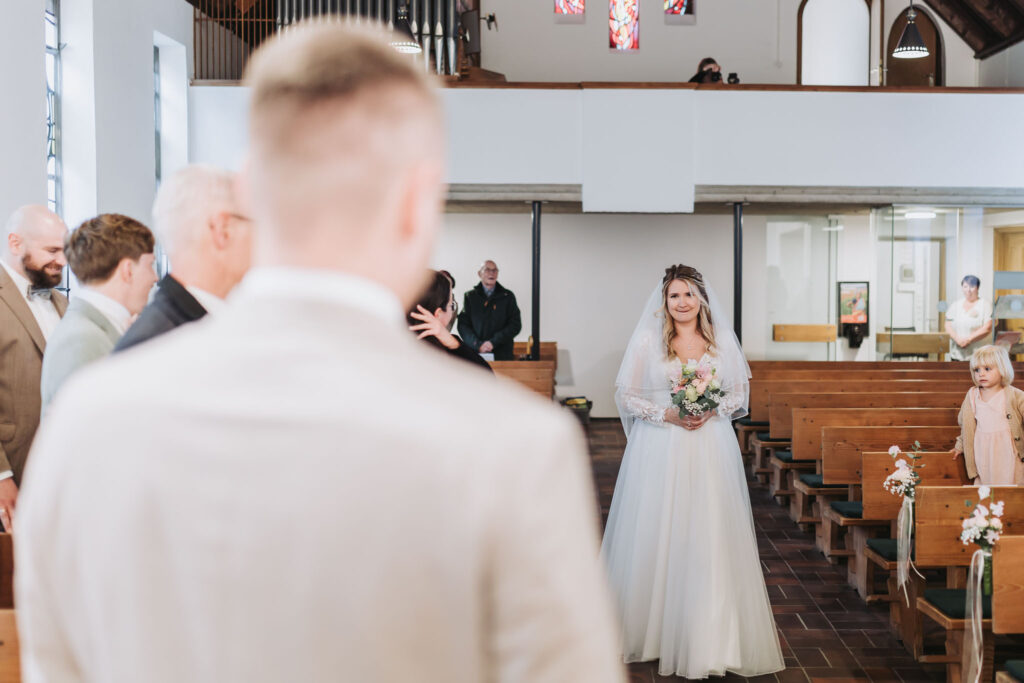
[[40, 298, 122, 410]]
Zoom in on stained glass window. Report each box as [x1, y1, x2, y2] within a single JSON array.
[[555, 0, 584, 15], [665, 0, 695, 24], [45, 0, 61, 217], [610, 0, 638, 50]]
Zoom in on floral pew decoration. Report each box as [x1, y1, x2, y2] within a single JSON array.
[[959, 486, 1005, 683], [884, 442, 926, 604]]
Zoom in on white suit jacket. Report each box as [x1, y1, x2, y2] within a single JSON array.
[[15, 269, 625, 683]]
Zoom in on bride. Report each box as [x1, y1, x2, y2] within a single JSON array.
[[601, 264, 784, 679]]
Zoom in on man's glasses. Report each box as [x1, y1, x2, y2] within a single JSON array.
[[449, 298, 459, 315]]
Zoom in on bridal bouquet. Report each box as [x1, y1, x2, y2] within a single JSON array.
[[670, 359, 723, 417]]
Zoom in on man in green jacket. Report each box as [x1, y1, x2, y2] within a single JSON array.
[[458, 260, 522, 361]]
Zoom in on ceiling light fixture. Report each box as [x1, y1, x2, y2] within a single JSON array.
[[892, 1, 929, 59], [904, 210, 937, 219], [390, 2, 423, 54]]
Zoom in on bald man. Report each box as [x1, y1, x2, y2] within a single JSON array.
[[0, 205, 68, 524], [16, 24, 623, 683]]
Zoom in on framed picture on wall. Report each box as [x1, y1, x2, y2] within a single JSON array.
[[555, 0, 585, 23], [838, 281, 869, 325], [665, 0, 695, 25], [610, 0, 639, 50]]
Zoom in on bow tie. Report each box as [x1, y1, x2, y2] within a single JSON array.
[[27, 286, 52, 301]]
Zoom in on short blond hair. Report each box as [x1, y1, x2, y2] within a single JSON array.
[[970, 345, 1014, 386], [242, 24, 442, 239]]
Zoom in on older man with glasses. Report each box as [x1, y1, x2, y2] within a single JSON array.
[[457, 260, 522, 361]]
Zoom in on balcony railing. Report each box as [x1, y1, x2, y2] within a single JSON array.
[[193, 0, 466, 81]]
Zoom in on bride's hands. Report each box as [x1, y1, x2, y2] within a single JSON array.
[[409, 306, 459, 350], [663, 408, 714, 430]]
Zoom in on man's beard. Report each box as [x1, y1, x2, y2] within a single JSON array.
[[22, 254, 63, 289]]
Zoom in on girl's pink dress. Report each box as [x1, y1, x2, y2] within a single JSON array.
[[972, 387, 1024, 485]]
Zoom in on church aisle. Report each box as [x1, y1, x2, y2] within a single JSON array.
[[586, 418, 944, 683]]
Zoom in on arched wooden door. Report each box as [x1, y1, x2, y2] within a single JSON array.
[[886, 7, 943, 86]]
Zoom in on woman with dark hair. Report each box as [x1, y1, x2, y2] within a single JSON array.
[[408, 270, 492, 372], [688, 57, 721, 83], [945, 274, 993, 361]]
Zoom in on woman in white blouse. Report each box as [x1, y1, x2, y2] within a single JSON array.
[[945, 275, 993, 361]]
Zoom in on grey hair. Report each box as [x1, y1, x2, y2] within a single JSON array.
[[151, 164, 236, 257], [478, 260, 497, 272]]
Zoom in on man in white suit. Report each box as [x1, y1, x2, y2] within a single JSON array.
[[15, 24, 624, 683]]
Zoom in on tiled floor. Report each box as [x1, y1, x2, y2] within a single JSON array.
[[585, 418, 946, 683]]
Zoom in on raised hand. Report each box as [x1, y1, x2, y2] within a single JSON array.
[[409, 306, 459, 350]]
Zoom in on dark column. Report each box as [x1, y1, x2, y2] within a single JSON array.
[[733, 202, 743, 344], [531, 201, 542, 361]]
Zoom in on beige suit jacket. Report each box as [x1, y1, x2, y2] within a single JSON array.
[[0, 266, 67, 483], [16, 272, 625, 683]]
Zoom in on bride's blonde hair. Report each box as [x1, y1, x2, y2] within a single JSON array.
[[661, 264, 717, 360]]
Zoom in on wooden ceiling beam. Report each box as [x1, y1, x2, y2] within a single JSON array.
[[962, 0, 1022, 38], [977, 25, 1024, 56], [921, 0, 993, 52]]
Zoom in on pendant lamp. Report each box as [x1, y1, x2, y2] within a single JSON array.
[[390, 2, 423, 54], [892, 1, 929, 59]]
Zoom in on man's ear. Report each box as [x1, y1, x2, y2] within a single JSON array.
[[395, 160, 444, 245], [118, 258, 134, 283], [7, 233, 21, 255], [209, 211, 232, 250]]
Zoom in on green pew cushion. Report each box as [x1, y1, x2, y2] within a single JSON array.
[[774, 450, 793, 463], [1006, 660, 1024, 682], [866, 538, 897, 561], [755, 431, 788, 442], [737, 417, 769, 427], [829, 501, 863, 519], [798, 473, 846, 488], [922, 588, 991, 620], [865, 538, 916, 562]]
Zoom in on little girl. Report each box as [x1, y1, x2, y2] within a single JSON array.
[[952, 344, 1024, 485]]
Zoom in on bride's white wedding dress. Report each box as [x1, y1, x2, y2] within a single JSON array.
[[602, 332, 784, 678]]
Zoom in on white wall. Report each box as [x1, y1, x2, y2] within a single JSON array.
[[476, 0, 979, 85], [801, 0, 870, 86], [191, 86, 1024, 205], [479, 0, 801, 83], [435, 212, 733, 417], [979, 42, 1024, 87], [4, 0, 193, 229], [0, 0, 47, 224]]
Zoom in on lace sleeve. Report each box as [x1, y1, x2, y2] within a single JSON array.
[[716, 390, 743, 420], [621, 392, 666, 425]]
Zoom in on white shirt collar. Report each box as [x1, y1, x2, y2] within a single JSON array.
[[235, 267, 404, 326], [74, 287, 133, 335], [186, 286, 226, 315], [1, 260, 34, 299]]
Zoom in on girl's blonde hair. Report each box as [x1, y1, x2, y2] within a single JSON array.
[[969, 345, 1014, 387], [661, 264, 717, 360]]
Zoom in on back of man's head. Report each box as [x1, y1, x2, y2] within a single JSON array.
[[66, 214, 154, 285], [241, 23, 445, 303]]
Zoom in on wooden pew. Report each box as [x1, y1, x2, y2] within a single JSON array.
[[993, 536, 1024, 683], [488, 361, 556, 398], [769, 393, 965, 441], [860, 453, 970, 652], [748, 361, 1000, 371], [0, 610, 19, 683], [0, 535, 11, 610], [816, 426, 960, 564], [993, 535, 1024, 635], [915, 487, 1024, 683], [752, 369, 969, 380], [512, 341, 558, 367], [751, 380, 977, 423]]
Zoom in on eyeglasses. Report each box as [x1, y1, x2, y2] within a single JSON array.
[[481, 268, 498, 274], [450, 298, 459, 315]]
